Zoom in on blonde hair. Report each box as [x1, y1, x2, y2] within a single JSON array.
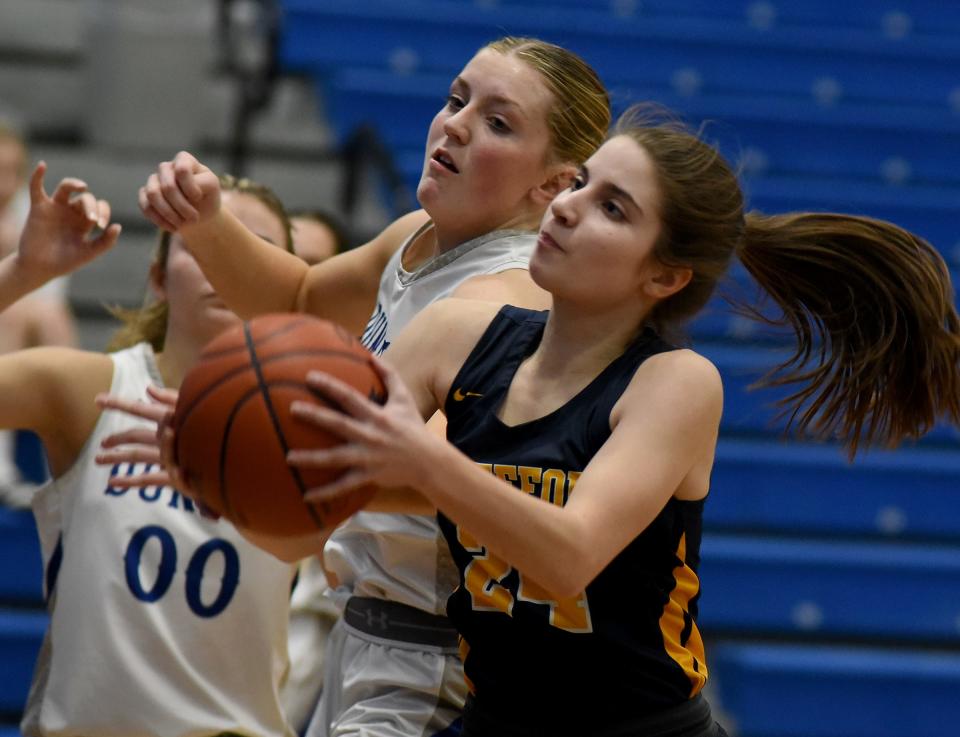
[[107, 175, 293, 352], [486, 37, 610, 167]]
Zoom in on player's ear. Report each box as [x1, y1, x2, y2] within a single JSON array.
[[643, 264, 692, 300], [530, 162, 577, 207]]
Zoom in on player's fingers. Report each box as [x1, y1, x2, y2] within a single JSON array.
[[159, 426, 179, 469], [94, 198, 112, 229], [303, 469, 373, 504], [68, 191, 100, 225], [143, 172, 186, 228], [305, 370, 380, 421], [158, 160, 199, 222], [167, 465, 197, 499], [28, 161, 49, 204], [102, 470, 172, 489], [368, 354, 401, 400], [90, 222, 123, 254], [172, 151, 205, 201], [139, 186, 178, 232], [99, 427, 160, 449], [290, 399, 373, 444], [146, 384, 179, 407], [51, 178, 90, 207], [287, 444, 360, 470], [95, 446, 163, 466], [96, 393, 169, 423]]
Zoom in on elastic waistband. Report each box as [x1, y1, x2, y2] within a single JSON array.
[[343, 595, 460, 649]]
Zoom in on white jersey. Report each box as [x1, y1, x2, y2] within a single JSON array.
[[325, 222, 536, 614], [22, 343, 297, 737]]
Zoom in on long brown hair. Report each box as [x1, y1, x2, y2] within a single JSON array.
[[107, 175, 293, 352], [614, 105, 960, 456]]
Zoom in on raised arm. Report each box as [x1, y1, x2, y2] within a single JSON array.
[[0, 347, 113, 476], [0, 162, 120, 313], [140, 152, 428, 334]]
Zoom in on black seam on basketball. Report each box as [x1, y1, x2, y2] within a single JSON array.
[[216, 385, 264, 527], [176, 349, 369, 428], [243, 323, 326, 530]]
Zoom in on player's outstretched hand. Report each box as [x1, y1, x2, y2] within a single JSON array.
[[288, 355, 442, 502], [16, 162, 122, 283], [139, 151, 222, 232], [94, 385, 197, 501]]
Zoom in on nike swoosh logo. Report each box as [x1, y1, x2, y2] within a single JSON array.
[[453, 387, 484, 401]]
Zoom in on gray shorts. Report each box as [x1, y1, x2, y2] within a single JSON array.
[[304, 599, 465, 737]]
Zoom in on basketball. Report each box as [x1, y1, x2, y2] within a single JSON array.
[[171, 313, 386, 536]]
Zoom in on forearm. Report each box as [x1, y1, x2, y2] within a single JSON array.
[[418, 437, 588, 597], [0, 253, 49, 313], [237, 525, 330, 564], [180, 209, 310, 319]]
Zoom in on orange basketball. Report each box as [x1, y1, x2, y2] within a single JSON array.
[[171, 313, 386, 536]]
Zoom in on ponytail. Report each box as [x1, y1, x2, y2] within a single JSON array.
[[614, 108, 960, 455], [737, 212, 960, 456]]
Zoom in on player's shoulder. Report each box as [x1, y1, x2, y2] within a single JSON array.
[[452, 268, 551, 310], [421, 297, 504, 333], [369, 209, 432, 257], [623, 347, 723, 416], [18, 346, 113, 382], [392, 298, 502, 365]]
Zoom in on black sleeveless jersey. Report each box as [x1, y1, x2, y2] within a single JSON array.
[[439, 306, 708, 733]]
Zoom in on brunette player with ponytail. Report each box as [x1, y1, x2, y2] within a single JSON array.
[[285, 106, 960, 737]]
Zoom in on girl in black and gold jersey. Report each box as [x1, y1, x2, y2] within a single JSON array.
[[294, 108, 957, 736]]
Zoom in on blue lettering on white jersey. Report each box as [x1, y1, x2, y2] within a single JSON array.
[[362, 301, 391, 356]]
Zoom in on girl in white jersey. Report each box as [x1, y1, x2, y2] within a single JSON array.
[[104, 36, 611, 737], [0, 164, 300, 737]]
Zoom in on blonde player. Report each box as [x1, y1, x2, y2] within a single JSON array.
[[105, 36, 611, 737], [1, 164, 301, 737]]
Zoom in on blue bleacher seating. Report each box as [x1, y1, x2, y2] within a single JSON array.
[[323, 67, 960, 185], [699, 533, 960, 641], [280, 1, 960, 110], [0, 610, 46, 717], [709, 643, 960, 737], [0, 508, 44, 606], [707, 438, 960, 539], [440, 0, 960, 39], [320, 64, 960, 260], [697, 342, 960, 443]]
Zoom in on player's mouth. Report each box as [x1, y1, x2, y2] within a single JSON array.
[[202, 293, 229, 309], [537, 230, 564, 253], [431, 148, 459, 173]]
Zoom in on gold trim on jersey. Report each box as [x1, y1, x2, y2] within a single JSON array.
[[659, 532, 708, 696]]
